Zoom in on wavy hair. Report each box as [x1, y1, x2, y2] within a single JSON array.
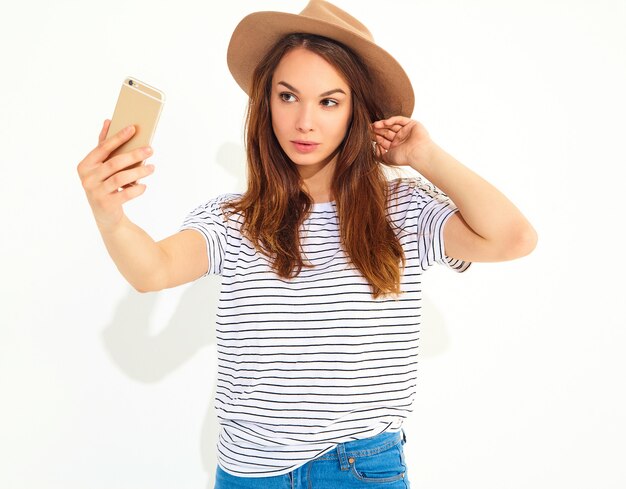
[[225, 33, 405, 299]]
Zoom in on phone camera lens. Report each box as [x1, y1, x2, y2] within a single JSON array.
[[129, 80, 134, 86]]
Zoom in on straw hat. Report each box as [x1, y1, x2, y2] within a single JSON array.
[[226, 0, 415, 118]]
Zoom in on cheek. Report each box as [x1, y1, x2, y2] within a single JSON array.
[[270, 105, 288, 137], [334, 111, 352, 140]]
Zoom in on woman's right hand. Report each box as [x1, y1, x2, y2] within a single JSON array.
[[77, 119, 155, 233]]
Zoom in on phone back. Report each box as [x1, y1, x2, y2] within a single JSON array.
[[107, 77, 165, 160]]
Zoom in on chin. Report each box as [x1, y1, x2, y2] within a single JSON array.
[[288, 152, 335, 168], [286, 155, 316, 166], [291, 158, 321, 167]]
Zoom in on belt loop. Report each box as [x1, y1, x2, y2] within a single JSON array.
[[336, 441, 350, 471]]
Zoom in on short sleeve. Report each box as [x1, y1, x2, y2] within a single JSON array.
[[179, 194, 234, 276], [406, 177, 472, 273]]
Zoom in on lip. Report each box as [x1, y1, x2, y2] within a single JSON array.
[[291, 140, 320, 154]]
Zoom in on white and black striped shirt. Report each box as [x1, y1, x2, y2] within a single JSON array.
[[180, 177, 471, 477]]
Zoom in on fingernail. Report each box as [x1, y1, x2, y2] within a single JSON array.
[[143, 146, 153, 155], [125, 125, 134, 133]]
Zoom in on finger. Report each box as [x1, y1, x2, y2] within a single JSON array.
[[112, 182, 148, 206], [379, 115, 412, 127], [373, 123, 404, 135], [98, 119, 111, 144], [375, 134, 391, 150], [80, 123, 135, 177], [386, 124, 404, 134], [97, 145, 153, 182], [81, 145, 152, 189], [394, 120, 417, 140], [373, 139, 385, 158], [374, 143, 384, 160], [82, 124, 137, 172], [372, 117, 410, 130], [375, 142, 391, 162], [373, 127, 398, 143], [103, 164, 155, 194]]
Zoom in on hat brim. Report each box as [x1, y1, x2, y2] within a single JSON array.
[[227, 11, 414, 118]]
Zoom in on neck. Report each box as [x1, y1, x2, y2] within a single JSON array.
[[298, 151, 338, 204]]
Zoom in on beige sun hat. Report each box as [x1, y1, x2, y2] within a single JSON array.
[[226, 0, 415, 118]]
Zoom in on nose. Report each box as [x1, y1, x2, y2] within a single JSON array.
[[295, 104, 314, 133]]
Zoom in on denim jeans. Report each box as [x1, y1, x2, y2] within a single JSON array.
[[214, 429, 410, 488]]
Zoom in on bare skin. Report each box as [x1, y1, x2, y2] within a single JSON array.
[[269, 47, 352, 203], [76, 121, 206, 292], [269, 48, 537, 261], [372, 116, 538, 261], [78, 52, 536, 293]]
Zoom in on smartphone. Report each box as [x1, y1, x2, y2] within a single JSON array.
[[106, 76, 165, 168]]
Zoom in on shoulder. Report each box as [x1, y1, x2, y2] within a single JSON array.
[[190, 192, 242, 214], [386, 176, 432, 206], [386, 177, 414, 200], [389, 176, 447, 195], [385, 177, 456, 229], [209, 192, 243, 207], [183, 192, 244, 229], [388, 176, 452, 205]]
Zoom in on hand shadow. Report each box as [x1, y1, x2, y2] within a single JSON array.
[[99, 267, 447, 489], [99, 139, 448, 488], [101, 275, 221, 481], [100, 140, 247, 488], [421, 295, 450, 358]]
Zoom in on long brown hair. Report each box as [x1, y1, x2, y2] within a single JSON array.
[[225, 33, 405, 299]]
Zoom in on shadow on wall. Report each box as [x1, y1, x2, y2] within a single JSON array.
[[100, 277, 219, 381], [421, 297, 450, 358], [97, 140, 450, 488], [98, 141, 247, 487], [100, 275, 221, 479]]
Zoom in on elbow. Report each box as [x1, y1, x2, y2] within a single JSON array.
[[519, 224, 539, 256], [129, 275, 166, 294], [132, 284, 156, 294], [133, 282, 166, 294], [505, 224, 538, 260]]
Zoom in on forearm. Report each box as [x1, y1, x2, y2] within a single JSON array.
[[411, 143, 537, 244], [98, 214, 169, 292]]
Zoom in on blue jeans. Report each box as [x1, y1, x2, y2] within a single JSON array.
[[214, 429, 410, 488]]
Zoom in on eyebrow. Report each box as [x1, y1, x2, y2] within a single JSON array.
[[277, 81, 346, 97]]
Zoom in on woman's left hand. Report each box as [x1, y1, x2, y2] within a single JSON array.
[[372, 116, 436, 169]]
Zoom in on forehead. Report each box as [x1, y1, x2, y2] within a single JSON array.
[[272, 47, 350, 92]]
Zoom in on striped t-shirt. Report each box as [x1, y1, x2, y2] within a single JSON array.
[[180, 177, 471, 477]]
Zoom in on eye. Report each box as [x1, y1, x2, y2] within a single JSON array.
[[279, 92, 297, 103], [321, 98, 338, 108]]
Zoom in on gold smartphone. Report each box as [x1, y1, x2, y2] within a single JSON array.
[[106, 76, 165, 168]]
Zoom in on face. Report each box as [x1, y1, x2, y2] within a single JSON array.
[[270, 47, 352, 174]]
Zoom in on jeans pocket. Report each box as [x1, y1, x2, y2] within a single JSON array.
[[349, 445, 407, 483]]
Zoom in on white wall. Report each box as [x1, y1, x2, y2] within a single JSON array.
[[1, 0, 624, 488]]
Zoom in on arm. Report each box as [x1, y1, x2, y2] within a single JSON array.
[[98, 216, 207, 292], [373, 117, 538, 262], [413, 143, 537, 262], [78, 119, 208, 292]]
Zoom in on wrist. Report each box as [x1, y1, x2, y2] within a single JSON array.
[[96, 212, 128, 237], [409, 141, 439, 174]]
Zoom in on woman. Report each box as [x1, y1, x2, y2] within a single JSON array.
[[77, 1, 537, 487]]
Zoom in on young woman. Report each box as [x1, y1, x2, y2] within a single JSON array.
[[77, 1, 537, 487]]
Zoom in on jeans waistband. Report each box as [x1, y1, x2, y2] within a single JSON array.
[[315, 429, 405, 465]]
